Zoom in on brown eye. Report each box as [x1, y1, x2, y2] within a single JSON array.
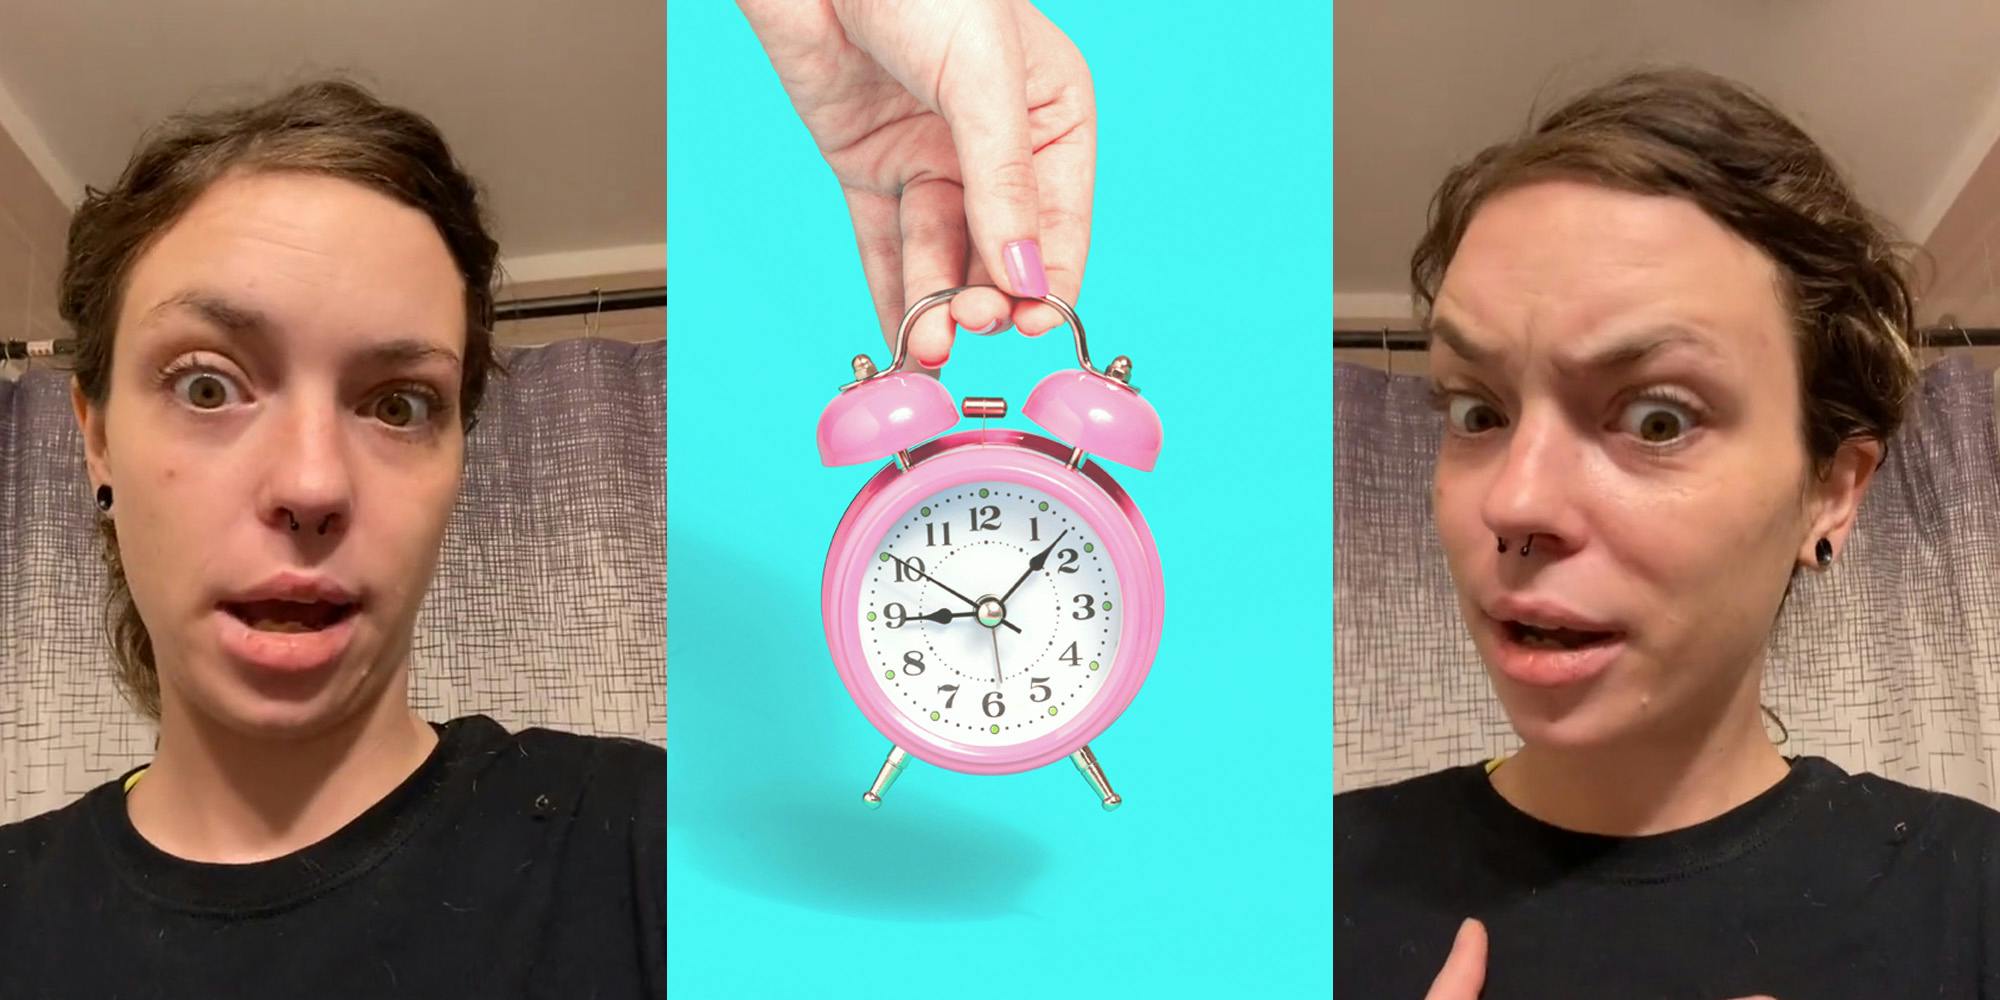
[[173, 370, 237, 409], [1619, 399, 1696, 444], [1446, 394, 1506, 435], [372, 391, 430, 428]]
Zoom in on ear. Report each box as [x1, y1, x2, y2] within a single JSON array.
[[1798, 437, 1880, 570], [71, 377, 111, 489]]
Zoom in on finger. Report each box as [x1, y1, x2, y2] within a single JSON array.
[[1423, 919, 1487, 1000], [844, 187, 906, 355], [948, 258, 1011, 335], [925, 4, 1048, 299], [1011, 91, 1095, 337], [898, 177, 972, 368]]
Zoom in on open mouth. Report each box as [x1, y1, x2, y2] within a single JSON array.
[[223, 599, 359, 634], [1502, 620, 1620, 651]]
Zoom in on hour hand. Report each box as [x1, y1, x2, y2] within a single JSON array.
[[914, 607, 971, 624]]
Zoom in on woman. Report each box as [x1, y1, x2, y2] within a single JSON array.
[[0, 82, 663, 997], [1335, 70, 2000, 998]]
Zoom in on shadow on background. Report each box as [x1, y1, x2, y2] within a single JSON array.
[[670, 535, 1050, 920]]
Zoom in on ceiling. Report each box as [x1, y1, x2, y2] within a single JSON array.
[[1334, 0, 2000, 321], [0, 0, 664, 284]]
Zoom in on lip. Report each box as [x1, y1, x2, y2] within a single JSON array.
[[1481, 595, 1626, 689], [224, 571, 359, 607], [215, 571, 362, 675]]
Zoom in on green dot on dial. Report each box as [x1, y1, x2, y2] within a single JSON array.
[[1103, 601, 1112, 611], [989, 724, 1000, 734], [921, 506, 931, 516], [979, 488, 990, 498], [1038, 501, 1049, 511], [930, 711, 941, 721], [1089, 660, 1100, 671], [884, 670, 895, 679], [866, 612, 877, 621], [1084, 543, 1095, 553], [1048, 706, 1058, 716], [878, 552, 889, 562]]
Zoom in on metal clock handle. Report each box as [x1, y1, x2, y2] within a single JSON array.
[[847, 285, 1133, 387]]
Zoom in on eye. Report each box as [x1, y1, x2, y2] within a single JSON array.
[[1618, 397, 1697, 444], [371, 389, 433, 428], [1446, 394, 1507, 435], [172, 369, 241, 410]]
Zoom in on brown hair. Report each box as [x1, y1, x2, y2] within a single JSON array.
[[59, 79, 501, 718], [1410, 68, 1919, 468]]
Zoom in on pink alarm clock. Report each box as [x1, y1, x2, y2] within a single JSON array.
[[817, 286, 1164, 811]]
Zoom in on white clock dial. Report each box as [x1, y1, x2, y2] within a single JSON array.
[[859, 482, 1123, 747]]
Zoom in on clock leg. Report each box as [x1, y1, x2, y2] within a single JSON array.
[[862, 745, 910, 809], [1069, 744, 1122, 811]]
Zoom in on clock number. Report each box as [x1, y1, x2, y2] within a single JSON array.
[[1072, 594, 1096, 620], [1030, 516, 1041, 541], [884, 603, 908, 628], [1056, 548, 1079, 574], [1060, 641, 1081, 666], [968, 505, 1001, 532], [1029, 677, 1052, 703], [938, 684, 960, 709], [902, 650, 926, 676], [892, 555, 926, 583], [982, 691, 1006, 718], [926, 522, 952, 547]]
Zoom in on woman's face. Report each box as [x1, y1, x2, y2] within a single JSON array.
[[75, 170, 468, 738], [1428, 179, 1872, 750]]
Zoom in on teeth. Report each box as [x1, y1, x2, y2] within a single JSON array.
[[252, 619, 316, 633]]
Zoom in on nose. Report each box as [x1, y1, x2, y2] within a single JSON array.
[[259, 398, 353, 539], [1480, 406, 1585, 558]]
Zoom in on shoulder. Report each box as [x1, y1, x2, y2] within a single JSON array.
[[1336, 764, 1486, 850], [0, 781, 121, 887], [442, 716, 663, 814], [1799, 758, 2000, 845]]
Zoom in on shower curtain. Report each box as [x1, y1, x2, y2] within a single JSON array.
[[1335, 357, 2000, 801], [0, 338, 665, 823]]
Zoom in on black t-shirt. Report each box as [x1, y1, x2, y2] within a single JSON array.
[[1336, 757, 2000, 998], [0, 715, 664, 999]]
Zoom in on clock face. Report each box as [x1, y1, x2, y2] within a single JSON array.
[[859, 481, 1123, 747]]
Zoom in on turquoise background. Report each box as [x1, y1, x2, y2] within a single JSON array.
[[666, 3, 1331, 997]]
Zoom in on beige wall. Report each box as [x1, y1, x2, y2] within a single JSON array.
[[0, 116, 70, 348]]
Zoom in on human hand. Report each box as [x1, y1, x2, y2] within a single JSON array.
[[740, 0, 1096, 367], [1421, 918, 1780, 1000]]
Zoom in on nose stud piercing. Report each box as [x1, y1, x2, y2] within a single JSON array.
[[1499, 534, 1537, 556], [1815, 537, 1833, 569], [95, 485, 113, 512]]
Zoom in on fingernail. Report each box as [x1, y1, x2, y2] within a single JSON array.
[[965, 319, 1002, 335], [919, 353, 946, 369], [1002, 239, 1049, 299]]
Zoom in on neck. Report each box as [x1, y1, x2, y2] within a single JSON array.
[[128, 676, 438, 864], [1490, 674, 1789, 837]]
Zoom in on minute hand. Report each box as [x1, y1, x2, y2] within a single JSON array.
[[888, 554, 1022, 634], [1000, 529, 1069, 605]]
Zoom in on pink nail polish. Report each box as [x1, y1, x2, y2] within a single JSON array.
[[1002, 239, 1049, 299]]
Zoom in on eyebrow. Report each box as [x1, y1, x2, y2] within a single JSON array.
[[1426, 314, 1720, 374], [1553, 325, 1719, 377], [1424, 315, 1496, 366], [145, 289, 463, 369]]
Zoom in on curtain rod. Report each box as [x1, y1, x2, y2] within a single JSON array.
[[1334, 327, 2000, 352], [0, 285, 668, 360]]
